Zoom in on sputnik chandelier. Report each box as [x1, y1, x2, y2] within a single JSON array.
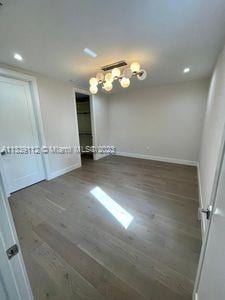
[[89, 61, 147, 94]]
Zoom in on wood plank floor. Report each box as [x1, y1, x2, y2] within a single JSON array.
[[9, 156, 202, 300]]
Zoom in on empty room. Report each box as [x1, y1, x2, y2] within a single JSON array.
[[1, 1, 225, 300]]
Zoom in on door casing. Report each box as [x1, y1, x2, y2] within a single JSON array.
[[0, 68, 50, 196]]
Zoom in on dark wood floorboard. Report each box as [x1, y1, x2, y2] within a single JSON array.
[[9, 155, 201, 300]]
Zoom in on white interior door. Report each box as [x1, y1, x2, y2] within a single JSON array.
[[0, 173, 33, 299], [0, 76, 45, 194], [194, 143, 225, 299], [0, 236, 18, 300]]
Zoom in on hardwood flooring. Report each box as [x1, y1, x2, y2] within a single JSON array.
[[9, 155, 201, 300]]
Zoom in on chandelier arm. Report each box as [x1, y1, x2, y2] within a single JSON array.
[[97, 70, 143, 86]]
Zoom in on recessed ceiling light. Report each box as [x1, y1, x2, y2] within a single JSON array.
[[83, 48, 97, 58], [14, 53, 23, 61], [183, 67, 190, 73]]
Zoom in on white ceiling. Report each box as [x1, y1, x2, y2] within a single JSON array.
[[1, 0, 225, 91]]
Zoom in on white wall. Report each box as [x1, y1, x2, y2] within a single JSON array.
[[92, 94, 109, 160], [199, 44, 225, 230], [35, 75, 81, 178], [108, 79, 209, 165]]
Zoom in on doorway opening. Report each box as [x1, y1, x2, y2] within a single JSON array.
[[75, 92, 93, 164]]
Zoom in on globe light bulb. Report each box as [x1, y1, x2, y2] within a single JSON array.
[[112, 68, 121, 78], [137, 69, 147, 80], [89, 77, 98, 86], [105, 72, 113, 82], [103, 81, 113, 91], [120, 77, 130, 88], [96, 72, 104, 81], [90, 85, 98, 94], [123, 68, 133, 79], [130, 62, 141, 73]]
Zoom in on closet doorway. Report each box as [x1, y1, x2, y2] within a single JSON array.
[[75, 92, 94, 163]]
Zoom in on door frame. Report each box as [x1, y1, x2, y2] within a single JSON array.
[[193, 124, 225, 299], [72, 87, 97, 162], [0, 68, 50, 196]]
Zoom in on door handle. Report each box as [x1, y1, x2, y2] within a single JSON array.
[[6, 244, 19, 260], [201, 205, 212, 220]]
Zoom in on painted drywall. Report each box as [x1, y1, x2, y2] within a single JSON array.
[[35, 75, 81, 177], [108, 79, 209, 164], [92, 94, 110, 160], [199, 44, 225, 226]]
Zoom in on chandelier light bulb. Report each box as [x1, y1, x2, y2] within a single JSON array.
[[105, 72, 113, 82], [130, 62, 141, 73], [123, 68, 133, 79], [120, 77, 130, 88], [96, 72, 104, 81], [90, 85, 98, 94], [112, 68, 121, 78], [103, 81, 113, 91], [89, 77, 98, 86], [137, 69, 147, 80]]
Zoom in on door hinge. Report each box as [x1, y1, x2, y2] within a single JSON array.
[[6, 244, 19, 260]]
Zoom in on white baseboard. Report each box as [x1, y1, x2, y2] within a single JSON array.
[[197, 163, 206, 237], [94, 153, 109, 161], [115, 151, 198, 166], [193, 292, 198, 300], [47, 162, 81, 180]]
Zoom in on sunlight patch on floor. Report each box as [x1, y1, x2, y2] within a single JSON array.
[[90, 186, 133, 229]]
